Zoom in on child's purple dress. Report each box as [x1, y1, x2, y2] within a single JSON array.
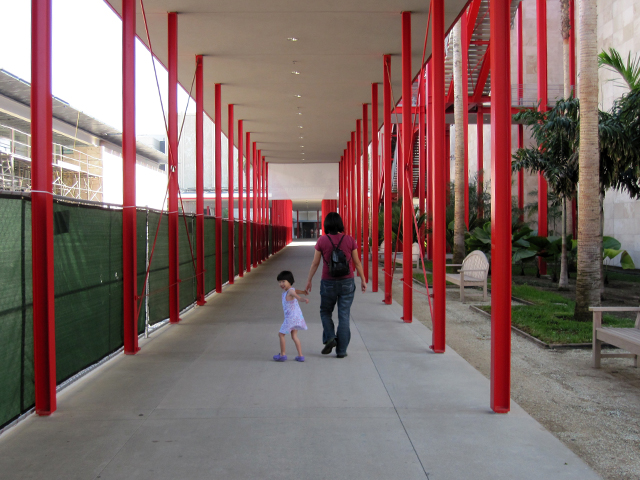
[[279, 288, 308, 334]]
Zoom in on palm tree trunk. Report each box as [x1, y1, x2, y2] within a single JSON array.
[[452, 21, 466, 264], [574, 0, 601, 321], [559, 197, 569, 289]]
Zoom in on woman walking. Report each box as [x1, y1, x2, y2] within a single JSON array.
[[305, 212, 366, 358]]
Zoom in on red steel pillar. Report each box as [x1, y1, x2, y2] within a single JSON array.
[[256, 150, 261, 264], [252, 142, 258, 267], [363, 104, 369, 284], [401, 11, 413, 323], [237, 119, 244, 277], [339, 158, 343, 219], [490, 0, 512, 413], [31, 0, 56, 415], [477, 110, 484, 219], [346, 146, 351, 235], [168, 13, 181, 321], [246, 132, 252, 272], [195, 55, 206, 304], [432, 0, 446, 352], [123, 0, 139, 351], [228, 104, 235, 283], [265, 159, 269, 258], [371, 84, 379, 292], [383, 55, 392, 305], [215, 83, 222, 293], [427, 62, 434, 260], [419, 67, 426, 250], [517, 3, 525, 222], [351, 133, 356, 237], [356, 119, 362, 259], [537, 0, 548, 274], [461, 11, 470, 228]]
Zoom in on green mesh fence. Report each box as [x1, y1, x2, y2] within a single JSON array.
[[0, 196, 34, 430], [0, 197, 273, 430]]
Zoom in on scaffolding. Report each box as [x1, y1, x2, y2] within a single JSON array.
[[0, 124, 103, 202]]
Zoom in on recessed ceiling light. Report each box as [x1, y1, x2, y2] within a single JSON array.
[[287, 37, 298, 42], [294, 94, 301, 98], [300, 146, 304, 148], [298, 126, 303, 128], [298, 112, 302, 115], [292, 71, 300, 75]]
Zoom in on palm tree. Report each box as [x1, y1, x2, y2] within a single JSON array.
[[452, 20, 466, 264], [574, 0, 601, 321], [560, 0, 572, 98], [598, 48, 640, 91]]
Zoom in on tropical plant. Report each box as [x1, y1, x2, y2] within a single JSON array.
[[598, 48, 640, 91]]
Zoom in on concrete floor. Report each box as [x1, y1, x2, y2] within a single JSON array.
[[0, 242, 601, 480]]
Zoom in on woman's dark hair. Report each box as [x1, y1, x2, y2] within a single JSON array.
[[277, 270, 295, 285], [323, 212, 344, 235]]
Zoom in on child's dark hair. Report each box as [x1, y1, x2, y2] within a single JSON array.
[[277, 270, 295, 285], [323, 212, 344, 235]]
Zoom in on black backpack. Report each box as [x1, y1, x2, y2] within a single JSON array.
[[323, 235, 351, 277]]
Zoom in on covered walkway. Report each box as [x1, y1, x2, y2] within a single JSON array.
[[0, 243, 599, 480]]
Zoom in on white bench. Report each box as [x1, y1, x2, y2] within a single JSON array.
[[445, 250, 489, 302], [590, 306, 640, 368]]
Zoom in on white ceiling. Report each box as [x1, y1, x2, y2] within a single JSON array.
[[106, 0, 467, 164]]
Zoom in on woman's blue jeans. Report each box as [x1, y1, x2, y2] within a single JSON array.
[[319, 278, 356, 355]]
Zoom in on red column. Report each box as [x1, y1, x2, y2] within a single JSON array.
[[266, 160, 269, 257], [346, 146, 351, 235], [517, 3, 525, 222], [490, 0, 512, 413], [228, 104, 235, 283], [123, 0, 139, 351], [427, 62, 434, 260], [237, 119, 244, 277], [245, 132, 252, 272], [383, 55, 392, 305], [350, 133, 356, 236], [477, 110, 484, 219], [31, 0, 56, 415], [372, 84, 379, 292], [537, 0, 548, 275], [419, 68, 426, 250], [168, 13, 181, 321], [215, 83, 222, 292], [356, 119, 362, 259], [195, 56, 206, 304], [256, 149, 261, 264], [432, 0, 446, 352], [461, 11, 470, 228], [339, 157, 343, 219], [363, 104, 369, 284], [401, 11, 412, 323], [252, 142, 258, 267]]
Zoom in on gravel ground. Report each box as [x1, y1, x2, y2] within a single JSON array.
[[374, 264, 640, 480]]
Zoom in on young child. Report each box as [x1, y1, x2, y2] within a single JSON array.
[[274, 271, 309, 362]]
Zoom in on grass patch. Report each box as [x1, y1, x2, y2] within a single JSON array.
[[479, 283, 635, 344], [412, 272, 457, 286]]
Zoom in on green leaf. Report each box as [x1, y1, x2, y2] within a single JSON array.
[[603, 248, 623, 260], [620, 251, 636, 269], [603, 236, 622, 250], [513, 249, 537, 262]]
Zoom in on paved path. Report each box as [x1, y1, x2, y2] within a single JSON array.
[[0, 242, 601, 479]]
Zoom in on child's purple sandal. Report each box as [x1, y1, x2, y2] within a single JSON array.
[[273, 353, 287, 362], [295, 356, 305, 362]]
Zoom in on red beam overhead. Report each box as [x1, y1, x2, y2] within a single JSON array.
[[195, 55, 206, 304], [123, 0, 139, 351], [490, 0, 512, 413], [168, 12, 181, 321], [31, 0, 57, 416]]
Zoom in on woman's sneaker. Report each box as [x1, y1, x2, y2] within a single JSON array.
[[273, 353, 287, 362], [321, 338, 337, 355]]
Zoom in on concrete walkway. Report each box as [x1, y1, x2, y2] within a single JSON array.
[[0, 242, 601, 480]]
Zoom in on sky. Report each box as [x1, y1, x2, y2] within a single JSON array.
[[1, 0, 194, 135]]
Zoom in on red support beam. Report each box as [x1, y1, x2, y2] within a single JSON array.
[[427, 62, 434, 260], [537, 0, 549, 275], [490, 0, 512, 413], [432, 0, 446, 352], [245, 132, 252, 272], [237, 119, 244, 277], [344, 148, 349, 234], [264, 158, 268, 259], [363, 104, 369, 284], [401, 11, 413, 323], [215, 83, 222, 292], [356, 119, 362, 260], [31, 0, 56, 415], [383, 54, 393, 305], [257, 150, 262, 264], [472, 47, 490, 103], [228, 104, 235, 283], [419, 68, 426, 250], [350, 133, 356, 236], [372, 84, 379, 292], [123, 0, 139, 351], [196, 56, 206, 304], [461, 11, 470, 228], [168, 13, 181, 321], [252, 141, 257, 267]]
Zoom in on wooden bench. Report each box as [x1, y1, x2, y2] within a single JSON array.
[[445, 250, 489, 303], [590, 306, 640, 368]]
